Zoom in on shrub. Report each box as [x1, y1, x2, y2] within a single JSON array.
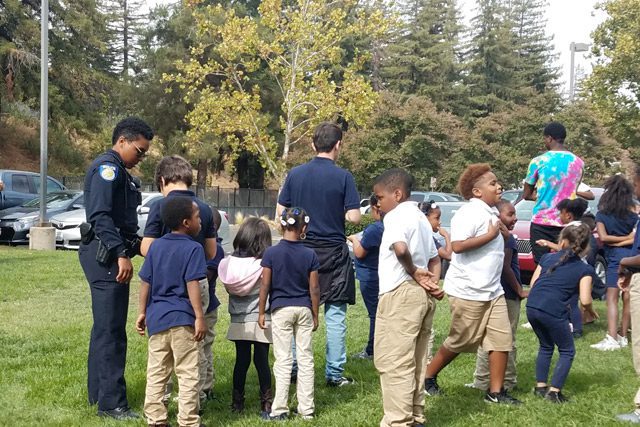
[[345, 213, 376, 236]]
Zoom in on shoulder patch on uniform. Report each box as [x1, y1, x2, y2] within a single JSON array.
[[98, 163, 118, 182]]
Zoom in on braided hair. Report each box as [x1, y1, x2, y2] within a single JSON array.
[[280, 207, 310, 233], [547, 222, 591, 274], [419, 200, 440, 217]]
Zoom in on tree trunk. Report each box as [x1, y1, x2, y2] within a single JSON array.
[[196, 158, 208, 198]]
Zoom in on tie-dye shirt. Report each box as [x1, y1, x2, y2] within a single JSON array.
[[524, 151, 584, 227]]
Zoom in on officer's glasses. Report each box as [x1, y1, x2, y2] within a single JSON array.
[[130, 141, 147, 159]]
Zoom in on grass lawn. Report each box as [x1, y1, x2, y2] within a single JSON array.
[[0, 246, 636, 426]]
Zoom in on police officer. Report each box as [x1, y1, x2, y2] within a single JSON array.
[[79, 117, 153, 420]]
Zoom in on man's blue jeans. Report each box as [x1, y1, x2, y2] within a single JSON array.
[[325, 302, 348, 381], [291, 302, 348, 381]]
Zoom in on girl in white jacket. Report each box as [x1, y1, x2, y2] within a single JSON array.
[[218, 217, 273, 418]]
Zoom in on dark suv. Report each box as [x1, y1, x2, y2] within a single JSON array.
[[0, 170, 65, 211]]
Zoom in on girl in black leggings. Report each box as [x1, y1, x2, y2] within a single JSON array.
[[218, 218, 274, 418]]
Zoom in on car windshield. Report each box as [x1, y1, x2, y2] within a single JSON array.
[[515, 200, 535, 222], [409, 193, 425, 202], [22, 193, 78, 209], [501, 191, 521, 203]]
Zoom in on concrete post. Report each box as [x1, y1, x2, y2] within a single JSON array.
[[29, 226, 56, 250]]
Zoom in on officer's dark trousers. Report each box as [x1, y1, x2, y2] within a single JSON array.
[[79, 240, 129, 411]]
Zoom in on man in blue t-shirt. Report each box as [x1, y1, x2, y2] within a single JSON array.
[[140, 155, 220, 403], [136, 196, 207, 427], [276, 122, 361, 387]]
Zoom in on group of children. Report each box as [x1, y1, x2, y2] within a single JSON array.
[[133, 154, 640, 426]]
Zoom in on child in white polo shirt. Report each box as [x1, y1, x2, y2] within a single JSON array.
[[424, 163, 522, 405], [372, 168, 442, 427]]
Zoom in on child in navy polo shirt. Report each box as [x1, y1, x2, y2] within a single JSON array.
[[258, 207, 320, 420], [591, 175, 637, 351], [136, 196, 207, 427], [527, 222, 597, 403], [347, 194, 383, 360]]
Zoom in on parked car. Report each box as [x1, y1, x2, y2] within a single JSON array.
[[51, 192, 163, 250], [51, 192, 232, 254], [0, 169, 65, 210], [513, 188, 606, 284], [0, 191, 83, 244], [409, 191, 464, 203], [359, 198, 371, 215], [501, 189, 524, 205]]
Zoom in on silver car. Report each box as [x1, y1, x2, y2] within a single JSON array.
[[51, 192, 163, 249], [51, 192, 231, 254]]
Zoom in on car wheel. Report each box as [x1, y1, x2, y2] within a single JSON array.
[[595, 254, 607, 284]]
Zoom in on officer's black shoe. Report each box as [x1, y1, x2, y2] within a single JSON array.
[[97, 406, 140, 420]]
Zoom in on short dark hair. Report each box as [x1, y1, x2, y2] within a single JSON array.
[[233, 217, 272, 258], [312, 122, 342, 153], [155, 155, 193, 189], [556, 198, 588, 219], [374, 168, 414, 195], [112, 117, 154, 145], [495, 199, 514, 213], [161, 196, 196, 231], [457, 163, 492, 200], [543, 121, 566, 142]]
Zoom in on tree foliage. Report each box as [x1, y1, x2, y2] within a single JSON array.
[[585, 0, 640, 160], [168, 0, 389, 180]]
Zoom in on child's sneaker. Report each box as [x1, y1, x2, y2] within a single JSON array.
[[590, 334, 621, 351], [533, 386, 548, 398], [616, 410, 640, 423], [326, 376, 354, 387], [521, 322, 533, 330], [618, 335, 629, 348], [352, 349, 373, 360], [424, 377, 443, 396], [544, 390, 569, 403], [484, 390, 522, 405], [268, 413, 289, 421]]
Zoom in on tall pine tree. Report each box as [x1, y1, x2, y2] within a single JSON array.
[[381, 0, 466, 114]]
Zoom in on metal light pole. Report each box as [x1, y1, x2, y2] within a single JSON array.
[[39, 0, 49, 225], [30, 0, 55, 250], [569, 42, 590, 102]]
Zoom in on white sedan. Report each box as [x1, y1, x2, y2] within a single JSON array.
[[51, 192, 231, 254]]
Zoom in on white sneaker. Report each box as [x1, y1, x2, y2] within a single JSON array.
[[618, 335, 629, 348], [590, 334, 622, 351], [521, 322, 533, 330]]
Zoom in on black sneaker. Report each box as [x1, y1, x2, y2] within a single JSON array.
[[327, 376, 354, 387], [545, 390, 569, 403], [534, 386, 548, 398], [424, 377, 443, 396], [97, 406, 140, 420], [484, 390, 522, 405]]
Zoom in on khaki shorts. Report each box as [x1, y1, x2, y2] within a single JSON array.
[[443, 295, 512, 353]]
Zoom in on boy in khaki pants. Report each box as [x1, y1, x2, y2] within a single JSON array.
[[372, 169, 442, 427], [136, 197, 207, 427], [616, 165, 640, 423]]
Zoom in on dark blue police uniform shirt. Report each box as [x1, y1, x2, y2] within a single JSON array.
[[501, 234, 522, 301], [354, 221, 383, 282], [526, 250, 594, 319], [84, 150, 140, 254], [144, 189, 217, 246], [205, 241, 225, 313], [278, 157, 360, 244], [139, 233, 208, 336], [261, 240, 320, 311]]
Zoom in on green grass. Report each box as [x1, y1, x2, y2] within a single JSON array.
[[0, 246, 636, 426]]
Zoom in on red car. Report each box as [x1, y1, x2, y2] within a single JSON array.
[[512, 190, 607, 285]]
